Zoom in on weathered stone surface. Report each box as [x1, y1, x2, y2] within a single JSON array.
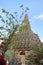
[[4, 14, 43, 65], [8, 57, 22, 65], [7, 14, 42, 50]]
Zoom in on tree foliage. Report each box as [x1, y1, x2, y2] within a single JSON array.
[[28, 46, 43, 65], [0, 4, 29, 39]]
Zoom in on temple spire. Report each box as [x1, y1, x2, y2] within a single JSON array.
[[19, 14, 31, 32], [25, 14, 29, 20], [22, 14, 30, 26]]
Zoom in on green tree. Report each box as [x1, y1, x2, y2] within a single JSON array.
[[0, 5, 29, 39], [28, 46, 43, 65], [0, 5, 29, 54]]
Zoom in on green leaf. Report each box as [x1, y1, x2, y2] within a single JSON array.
[[0, 26, 4, 29], [0, 15, 2, 18], [10, 14, 15, 19], [1, 18, 5, 23], [2, 9, 6, 13], [9, 22, 11, 26], [26, 7, 29, 10], [20, 5, 23, 8], [9, 17, 11, 21], [14, 12, 17, 14], [6, 12, 9, 14]]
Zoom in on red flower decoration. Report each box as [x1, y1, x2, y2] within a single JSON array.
[[0, 55, 7, 65]]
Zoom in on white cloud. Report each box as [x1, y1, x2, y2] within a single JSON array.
[[33, 14, 43, 20], [41, 39, 43, 42], [29, 19, 32, 21]]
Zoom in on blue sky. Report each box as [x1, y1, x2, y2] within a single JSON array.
[[0, 0, 43, 41]]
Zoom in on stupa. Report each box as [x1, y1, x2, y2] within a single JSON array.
[[7, 14, 41, 51]]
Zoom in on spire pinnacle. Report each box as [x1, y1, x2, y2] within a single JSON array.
[[22, 14, 30, 26]]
